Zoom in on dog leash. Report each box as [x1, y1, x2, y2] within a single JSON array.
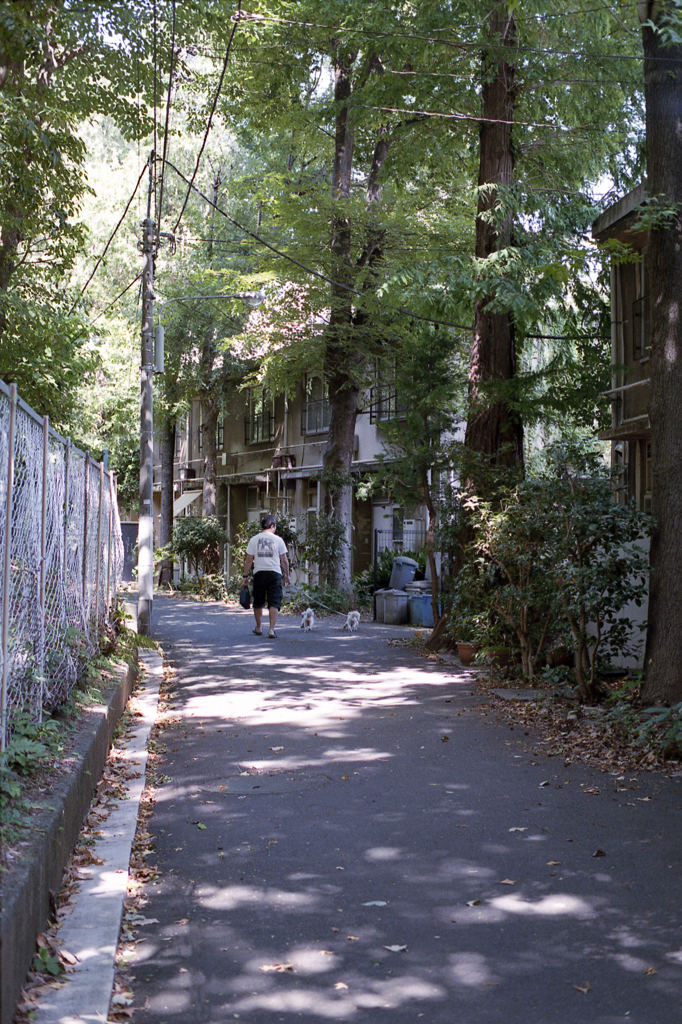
[[285, 583, 350, 618]]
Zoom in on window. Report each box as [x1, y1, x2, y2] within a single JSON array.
[[370, 357, 399, 423], [245, 388, 275, 444], [632, 258, 650, 360], [302, 376, 330, 435]]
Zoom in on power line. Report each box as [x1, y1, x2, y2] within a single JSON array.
[[90, 273, 143, 325], [73, 164, 148, 310], [172, 1, 242, 236], [156, 0, 177, 245], [164, 159, 475, 334], [235, 12, 652, 64]]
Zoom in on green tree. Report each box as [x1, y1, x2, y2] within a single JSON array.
[[638, 1, 682, 705]]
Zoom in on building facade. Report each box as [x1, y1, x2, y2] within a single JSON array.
[[593, 183, 651, 510], [152, 373, 430, 580]]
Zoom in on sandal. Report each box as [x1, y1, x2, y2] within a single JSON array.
[[252, 628, 262, 635], [268, 631, 277, 639]]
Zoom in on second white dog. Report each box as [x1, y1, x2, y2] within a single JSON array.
[[301, 607, 315, 632], [343, 610, 360, 632]]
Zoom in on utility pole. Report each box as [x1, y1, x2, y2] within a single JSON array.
[[138, 153, 156, 635]]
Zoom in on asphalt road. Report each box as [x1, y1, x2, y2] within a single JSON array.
[[128, 595, 682, 1024]]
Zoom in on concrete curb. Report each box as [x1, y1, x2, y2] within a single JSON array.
[[0, 659, 137, 1024], [30, 650, 163, 1024]]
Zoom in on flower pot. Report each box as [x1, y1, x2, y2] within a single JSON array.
[[456, 641, 479, 667], [546, 648, 571, 668], [484, 648, 512, 668]]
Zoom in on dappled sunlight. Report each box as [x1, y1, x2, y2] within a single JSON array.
[[131, 599, 682, 1020], [198, 884, 320, 913], [489, 892, 596, 918], [220, 974, 446, 1018], [245, 945, 342, 975], [364, 846, 403, 862], [446, 951, 500, 987]]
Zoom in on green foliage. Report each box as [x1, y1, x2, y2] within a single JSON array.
[[2, 737, 47, 776], [446, 442, 653, 698], [636, 702, 682, 759], [303, 513, 346, 583], [33, 946, 65, 977], [166, 516, 228, 579]]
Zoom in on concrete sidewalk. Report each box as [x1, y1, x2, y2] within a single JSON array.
[[55, 596, 682, 1024]]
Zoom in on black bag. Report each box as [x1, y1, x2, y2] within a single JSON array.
[[239, 584, 251, 609]]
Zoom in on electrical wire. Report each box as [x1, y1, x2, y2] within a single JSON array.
[[71, 164, 148, 312], [90, 273, 143, 325], [156, 0, 177, 247], [165, 158, 475, 333], [233, 12, 651, 64], [172, 0, 242, 236]]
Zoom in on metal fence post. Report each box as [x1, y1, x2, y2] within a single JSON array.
[[106, 472, 113, 616], [1, 384, 18, 751], [63, 438, 70, 589], [38, 415, 49, 721], [94, 461, 104, 630], [82, 454, 89, 611]]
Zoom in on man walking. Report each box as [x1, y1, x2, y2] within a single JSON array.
[[242, 514, 290, 638]]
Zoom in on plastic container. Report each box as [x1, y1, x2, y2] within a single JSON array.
[[389, 556, 418, 590], [384, 589, 409, 625], [421, 594, 440, 628], [409, 594, 424, 626]]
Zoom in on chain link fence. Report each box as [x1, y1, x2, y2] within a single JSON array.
[[0, 381, 124, 750]]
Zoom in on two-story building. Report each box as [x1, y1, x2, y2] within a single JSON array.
[[153, 369, 430, 580]]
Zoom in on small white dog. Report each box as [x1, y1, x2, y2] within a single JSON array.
[[343, 610, 360, 632], [301, 607, 315, 632]]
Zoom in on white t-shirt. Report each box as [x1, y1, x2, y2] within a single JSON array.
[[246, 530, 288, 574]]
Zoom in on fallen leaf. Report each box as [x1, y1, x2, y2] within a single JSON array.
[[347, 935, 359, 942], [342, 775, 350, 780], [645, 967, 657, 976], [466, 899, 481, 907], [508, 827, 527, 832], [57, 949, 79, 966], [260, 962, 295, 973], [441, 736, 450, 742], [584, 787, 600, 795], [547, 860, 561, 866], [573, 981, 591, 994], [539, 780, 550, 787], [637, 796, 652, 802], [592, 849, 606, 858], [362, 901, 388, 907], [197, 823, 207, 830], [499, 879, 515, 885], [383, 945, 408, 953], [334, 982, 349, 990], [270, 746, 283, 751]]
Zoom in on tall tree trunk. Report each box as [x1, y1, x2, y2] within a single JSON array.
[[158, 415, 175, 586], [640, 2, 682, 705], [201, 394, 219, 518], [465, 4, 523, 476], [322, 44, 358, 592]]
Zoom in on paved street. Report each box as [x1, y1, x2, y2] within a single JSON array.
[[129, 596, 682, 1024]]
